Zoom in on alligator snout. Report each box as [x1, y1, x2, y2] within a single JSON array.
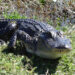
[[56, 45, 72, 50], [55, 45, 72, 54]]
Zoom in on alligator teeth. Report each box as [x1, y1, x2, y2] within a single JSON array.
[[55, 49, 66, 53], [60, 50, 62, 52], [59, 50, 61, 52]]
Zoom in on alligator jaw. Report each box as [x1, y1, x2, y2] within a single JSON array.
[[54, 45, 72, 54], [54, 48, 71, 54], [26, 47, 71, 59]]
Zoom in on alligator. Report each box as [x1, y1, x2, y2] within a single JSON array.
[[0, 19, 72, 59]]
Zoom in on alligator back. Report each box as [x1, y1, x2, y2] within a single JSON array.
[[18, 19, 55, 37], [0, 19, 17, 41], [0, 20, 8, 34]]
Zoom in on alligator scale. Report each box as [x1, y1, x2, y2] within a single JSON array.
[[0, 19, 71, 59]]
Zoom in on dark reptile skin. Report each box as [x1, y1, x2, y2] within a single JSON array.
[[0, 19, 71, 54]]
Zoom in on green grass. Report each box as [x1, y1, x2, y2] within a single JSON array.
[[3, 11, 28, 19], [39, 0, 46, 5], [0, 12, 75, 75]]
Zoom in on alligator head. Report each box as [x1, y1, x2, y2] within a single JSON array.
[[36, 30, 72, 59]]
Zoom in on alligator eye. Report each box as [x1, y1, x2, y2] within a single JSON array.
[[43, 32, 53, 38]]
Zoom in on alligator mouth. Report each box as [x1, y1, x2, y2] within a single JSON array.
[[54, 49, 71, 54], [54, 45, 72, 54]]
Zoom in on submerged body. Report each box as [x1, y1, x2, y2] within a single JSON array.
[[0, 19, 72, 59]]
